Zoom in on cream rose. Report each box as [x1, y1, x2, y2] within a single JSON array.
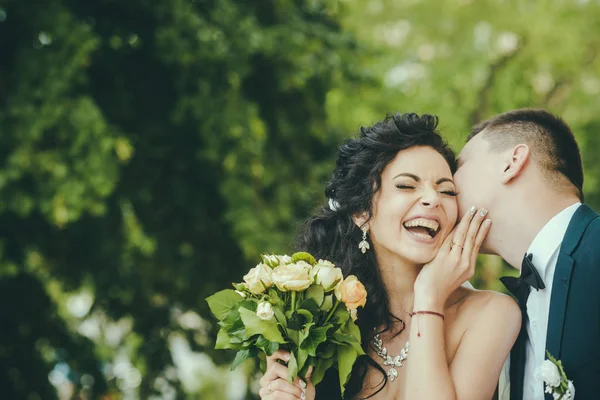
[[272, 262, 313, 291], [312, 260, 343, 291], [243, 263, 273, 295], [539, 360, 562, 387], [256, 302, 275, 321], [277, 255, 293, 265], [336, 275, 367, 310]]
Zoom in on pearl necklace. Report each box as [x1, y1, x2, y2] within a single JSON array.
[[372, 334, 409, 382]]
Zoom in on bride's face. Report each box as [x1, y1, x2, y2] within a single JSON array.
[[360, 146, 458, 265]]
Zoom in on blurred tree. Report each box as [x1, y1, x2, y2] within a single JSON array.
[[0, 0, 359, 398]]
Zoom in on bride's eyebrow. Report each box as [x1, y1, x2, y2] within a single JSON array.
[[392, 173, 420, 181], [392, 173, 455, 185], [436, 177, 455, 185]]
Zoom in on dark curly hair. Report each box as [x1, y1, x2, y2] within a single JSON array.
[[296, 113, 456, 399]]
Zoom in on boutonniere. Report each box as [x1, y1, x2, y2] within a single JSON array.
[[538, 351, 575, 400]]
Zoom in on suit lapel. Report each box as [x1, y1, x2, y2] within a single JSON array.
[[545, 204, 598, 359], [545, 254, 573, 359]]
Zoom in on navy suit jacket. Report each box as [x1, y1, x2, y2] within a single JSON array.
[[511, 204, 600, 400]]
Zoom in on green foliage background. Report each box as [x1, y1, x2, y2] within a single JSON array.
[[0, 0, 599, 398]]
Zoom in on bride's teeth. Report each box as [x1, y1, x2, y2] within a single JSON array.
[[403, 218, 439, 231]]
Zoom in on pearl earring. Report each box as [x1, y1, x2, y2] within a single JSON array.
[[359, 228, 370, 254]]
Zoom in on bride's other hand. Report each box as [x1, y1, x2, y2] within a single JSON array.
[[259, 350, 315, 400], [414, 206, 491, 309]]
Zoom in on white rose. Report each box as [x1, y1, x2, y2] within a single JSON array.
[[272, 262, 313, 291], [243, 263, 273, 295], [262, 255, 280, 268], [256, 302, 275, 320], [567, 380, 575, 399], [277, 255, 293, 265], [539, 360, 562, 387], [312, 261, 343, 291]]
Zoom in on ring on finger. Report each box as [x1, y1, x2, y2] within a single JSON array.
[[451, 242, 463, 249]]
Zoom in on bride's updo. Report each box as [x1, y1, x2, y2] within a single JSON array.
[[296, 113, 456, 399]]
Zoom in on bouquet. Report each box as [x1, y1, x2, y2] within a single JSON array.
[[206, 252, 367, 396]]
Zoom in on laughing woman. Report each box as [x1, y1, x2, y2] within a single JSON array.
[[258, 113, 521, 400]]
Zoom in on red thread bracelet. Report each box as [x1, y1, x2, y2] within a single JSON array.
[[410, 311, 444, 337]]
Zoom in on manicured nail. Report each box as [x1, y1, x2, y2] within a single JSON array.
[[480, 208, 488, 217], [469, 206, 477, 215], [484, 219, 492, 227], [299, 380, 307, 389]]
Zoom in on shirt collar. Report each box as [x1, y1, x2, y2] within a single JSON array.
[[525, 202, 581, 278]]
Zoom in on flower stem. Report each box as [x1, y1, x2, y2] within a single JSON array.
[[291, 291, 297, 313], [325, 299, 341, 323]]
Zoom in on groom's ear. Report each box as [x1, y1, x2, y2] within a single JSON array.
[[352, 211, 370, 230], [501, 144, 531, 184]]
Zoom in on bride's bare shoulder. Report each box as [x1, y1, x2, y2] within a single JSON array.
[[449, 286, 521, 329]]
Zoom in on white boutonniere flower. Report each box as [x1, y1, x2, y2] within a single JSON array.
[[539, 351, 575, 400]]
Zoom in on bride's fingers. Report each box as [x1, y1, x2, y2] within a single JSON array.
[[260, 388, 301, 400], [265, 378, 304, 398], [451, 206, 478, 250], [266, 350, 290, 368], [469, 218, 492, 266], [260, 362, 291, 388], [461, 208, 488, 258]]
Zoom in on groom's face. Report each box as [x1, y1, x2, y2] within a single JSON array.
[[454, 133, 502, 216]]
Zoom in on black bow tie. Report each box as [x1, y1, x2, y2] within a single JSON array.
[[501, 253, 546, 301]]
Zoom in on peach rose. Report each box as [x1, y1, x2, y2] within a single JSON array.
[[335, 275, 367, 310]]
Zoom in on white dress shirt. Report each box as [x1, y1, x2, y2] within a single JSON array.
[[521, 202, 581, 399]]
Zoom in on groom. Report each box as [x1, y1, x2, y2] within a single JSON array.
[[454, 109, 600, 400]]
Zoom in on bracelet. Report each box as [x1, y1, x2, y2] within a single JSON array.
[[410, 310, 444, 337], [410, 310, 444, 320]]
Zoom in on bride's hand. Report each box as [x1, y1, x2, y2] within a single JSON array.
[[414, 206, 491, 310], [259, 350, 315, 400]]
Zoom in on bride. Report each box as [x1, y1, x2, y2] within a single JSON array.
[[258, 113, 520, 399]]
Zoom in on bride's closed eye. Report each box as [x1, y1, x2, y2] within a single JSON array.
[[440, 189, 458, 197], [395, 184, 416, 190]]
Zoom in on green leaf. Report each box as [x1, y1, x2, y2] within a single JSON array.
[[256, 335, 280, 356], [332, 303, 350, 325], [346, 320, 363, 345], [287, 350, 299, 383], [311, 354, 335, 387], [215, 328, 237, 349], [292, 252, 316, 265], [332, 332, 364, 355], [239, 307, 285, 343], [273, 305, 287, 327], [298, 298, 320, 315], [287, 328, 300, 346], [301, 325, 331, 356], [320, 294, 334, 312], [268, 288, 283, 305], [337, 345, 358, 397], [305, 285, 324, 306], [206, 289, 243, 320], [231, 349, 251, 370], [319, 343, 335, 359], [221, 308, 245, 336], [296, 308, 314, 324], [297, 348, 309, 373]]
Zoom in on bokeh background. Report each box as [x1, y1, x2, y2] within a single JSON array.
[[1, 0, 600, 399]]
